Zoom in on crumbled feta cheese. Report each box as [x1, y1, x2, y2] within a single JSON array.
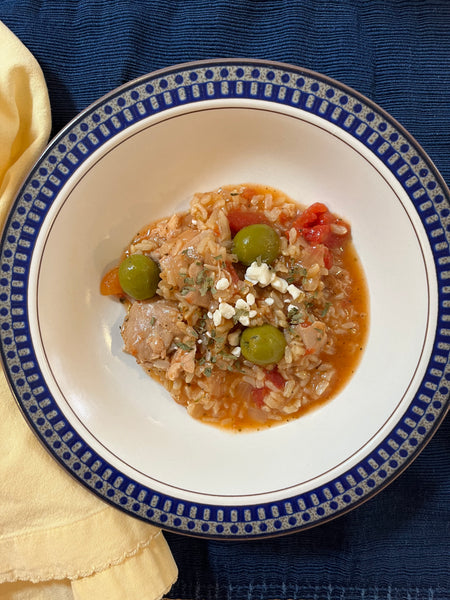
[[287, 284, 301, 300], [216, 277, 230, 290], [239, 315, 250, 326], [231, 346, 241, 357], [265, 297, 274, 306], [246, 293, 255, 306], [245, 261, 291, 294], [245, 261, 274, 286], [249, 310, 257, 318], [213, 310, 222, 326], [235, 298, 250, 311], [271, 276, 288, 293], [287, 304, 297, 314], [219, 302, 235, 319], [207, 311, 213, 319]]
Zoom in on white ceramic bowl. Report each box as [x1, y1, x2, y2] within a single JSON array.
[[1, 60, 449, 538]]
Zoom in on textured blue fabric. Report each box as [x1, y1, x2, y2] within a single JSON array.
[[1, 1, 449, 599]]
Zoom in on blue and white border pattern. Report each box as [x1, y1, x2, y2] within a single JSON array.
[[1, 60, 449, 538]]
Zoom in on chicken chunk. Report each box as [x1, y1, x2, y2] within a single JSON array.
[[297, 321, 328, 354], [121, 299, 182, 363], [166, 348, 196, 381]]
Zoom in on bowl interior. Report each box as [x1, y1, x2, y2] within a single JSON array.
[[28, 100, 436, 503]]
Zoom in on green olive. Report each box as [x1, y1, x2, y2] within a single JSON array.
[[118, 254, 160, 300], [232, 224, 280, 266], [240, 324, 286, 365]]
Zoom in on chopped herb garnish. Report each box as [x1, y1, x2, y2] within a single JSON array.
[[288, 306, 304, 325], [175, 341, 193, 351], [233, 308, 248, 323], [287, 266, 307, 283], [203, 367, 212, 377], [200, 276, 215, 296], [320, 302, 331, 317], [219, 350, 238, 360], [150, 316, 156, 326]]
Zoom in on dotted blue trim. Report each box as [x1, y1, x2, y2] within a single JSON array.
[[1, 60, 449, 538]]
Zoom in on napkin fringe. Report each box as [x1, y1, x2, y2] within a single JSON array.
[[0, 507, 170, 584], [1, 529, 166, 584], [70, 540, 177, 600]]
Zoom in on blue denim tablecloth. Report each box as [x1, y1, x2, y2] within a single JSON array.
[[1, 2, 449, 599]]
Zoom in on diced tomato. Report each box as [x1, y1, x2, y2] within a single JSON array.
[[292, 202, 329, 230], [252, 387, 267, 408], [241, 187, 256, 201], [278, 211, 292, 226], [227, 210, 269, 235], [100, 266, 123, 296], [323, 246, 333, 270], [327, 220, 351, 248], [291, 202, 350, 249], [252, 370, 285, 408], [252, 368, 288, 408], [226, 262, 241, 285], [265, 367, 285, 389], [301, 224, 330, 245]]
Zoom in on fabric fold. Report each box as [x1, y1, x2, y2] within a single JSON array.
[[0, 20, 177, 600], [0, 20, 51, 226], [71, 537, 176, 600]]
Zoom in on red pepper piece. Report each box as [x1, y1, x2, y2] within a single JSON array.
[[227, 210, 269, 235]]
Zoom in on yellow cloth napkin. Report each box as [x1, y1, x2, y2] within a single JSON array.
[[0, 21, 178, 600]]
